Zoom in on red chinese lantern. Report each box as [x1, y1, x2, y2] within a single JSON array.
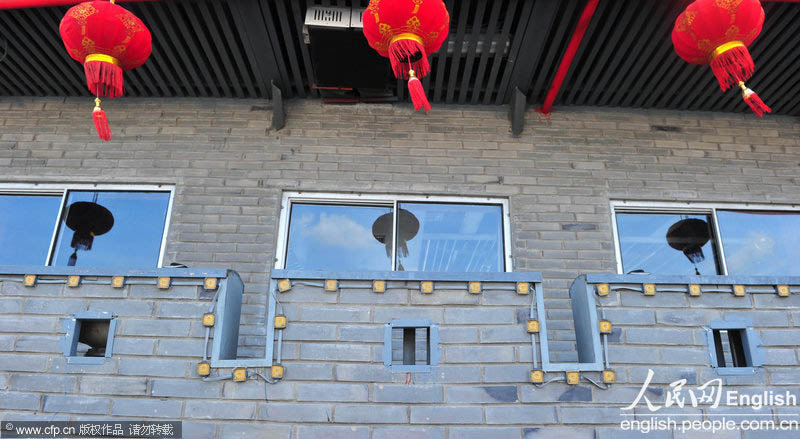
[[60, 0, 152, 140], [363, 0, 449, 112], [672, 0, 770, 117]]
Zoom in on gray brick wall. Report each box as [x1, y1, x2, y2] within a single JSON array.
[[1, 97, 800, 437]]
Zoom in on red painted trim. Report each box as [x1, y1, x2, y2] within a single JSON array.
[[536, 0, 600, 117], [0, 0, 156, 9]]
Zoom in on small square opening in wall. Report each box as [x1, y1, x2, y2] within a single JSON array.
[[392, 327, 429, 366], [705, 316, 764, 375], [712, 329, 748, 368], [383, 320, 440, 373], [62, 311, 117, 365]]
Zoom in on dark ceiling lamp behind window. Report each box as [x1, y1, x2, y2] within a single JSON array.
[[65, 194, 114, 266], [372, 208, 419, 271], [666, 218, 711, 275]]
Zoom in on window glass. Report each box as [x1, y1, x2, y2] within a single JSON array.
[[616, 212, 720, 275], [285, 203, 393, 271], [0, 195, 62, 265], [717, 210, 800, 276], [396, 203, 504, 272], [50, 191, 170, 269]]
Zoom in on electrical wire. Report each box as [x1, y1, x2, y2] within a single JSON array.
[[583, 375, 609, 390]]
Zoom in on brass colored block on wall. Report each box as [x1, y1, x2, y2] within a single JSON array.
[[197, 362, 210, 377], [111, 276, 125, 288], [157, 277, 171, 289], [468, 281, 482, 294], [420, 281, 434, 294], [566, 371, 580, 385], [689, 284, 701, 296], [596, 283, 609, 296], [372, 280, 386, 293], [204, 277, 218, 291], [643, 284, 656, 296], [733, 285, 746, 296], [277, 279, 292, 292], [516, 282, 530, 295], [777, 285, 790, 297], [526, 320, 540, 333], [233, 368, 247, 382], [530, 370, 544, 384], [324, 279, 338, 292], [67, 275, 81, 288]]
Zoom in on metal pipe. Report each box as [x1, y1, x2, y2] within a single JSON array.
[[0, 0, 157, 10], [535, 0, 600, 117]]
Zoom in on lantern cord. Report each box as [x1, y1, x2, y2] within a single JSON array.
[[739, 81, 771, 117]]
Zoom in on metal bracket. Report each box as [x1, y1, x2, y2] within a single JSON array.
[[271, 80, 286, 131], [510, 86, 526, 137]]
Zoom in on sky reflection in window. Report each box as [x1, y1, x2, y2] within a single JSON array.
[[0, 195, 61, 266], [396, 203, 503, 272], [717, 210, 800, 276], [285, 204, 393, 271], [616, 212, 720, 275]]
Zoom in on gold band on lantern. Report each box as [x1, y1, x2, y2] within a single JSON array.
[[390, 33, 424, 46], [84, 54, 120, 67], [709, 41, 745, 63]]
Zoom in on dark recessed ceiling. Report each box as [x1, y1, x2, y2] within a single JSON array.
[[0, 0, 798, 115]]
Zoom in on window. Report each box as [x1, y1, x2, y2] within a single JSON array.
[[611, 202, 800, 276], [62, 311, 117, 365], [383, 320, 440, 372], [704, 316, 764, 375], [277, 193, 511, 272], [717, 210, 800, 276], [0, 184, 173, 268]]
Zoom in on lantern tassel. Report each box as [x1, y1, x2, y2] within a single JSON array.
[[84, 60, 124, 98], [739, 82, 771, 118], [407, 70, 430, 113], [92, 98, 112, 141], [710, 45, 754, 91], [389, 38, 429, 80]]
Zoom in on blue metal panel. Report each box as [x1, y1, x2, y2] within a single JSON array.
[[210, 274, 274, 369], [540, 277, 602, 372], [383, 324, 392, 368], [585, 273, 800, 286], [271, 269, 542, 283], [388, 319, 433, 328], [0, 265, 229, 278], [210, 272, 243, 364]]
